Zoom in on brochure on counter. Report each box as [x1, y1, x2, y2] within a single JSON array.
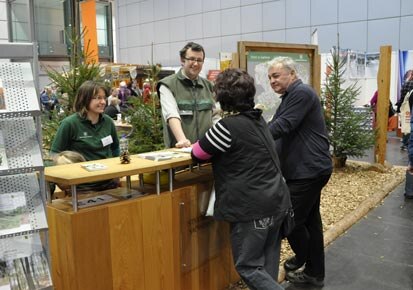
[[81, 163, 108, 172], [138, 151, 188, 161]]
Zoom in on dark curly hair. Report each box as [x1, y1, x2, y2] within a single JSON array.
[[214, 69, 255, 113]]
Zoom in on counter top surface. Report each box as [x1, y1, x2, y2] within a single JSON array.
[[45, 150, 193, 185]]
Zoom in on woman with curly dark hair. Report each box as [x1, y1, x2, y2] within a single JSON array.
[[192, 68, 291, 289]]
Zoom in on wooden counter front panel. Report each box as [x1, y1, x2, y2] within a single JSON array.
[[48, 205, 114, 290], [108, 200, 145, 290], [48, 181, 238, 290], [141, 194, 175, 290], [172, 182, 238, 290]]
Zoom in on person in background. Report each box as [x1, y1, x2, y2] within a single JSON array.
[[397, 70, 413, 150], [127, 79, 139, 97], [191, 68, 291, 290], [40, 86, 59, 111], [407, 105, 413, 199], [396, 70, 413, 113], [267, 57, 333, 287], [107, 87, 121, 111], [157, 42, 216, 148], [50, 80, 119, 191], [142, 82, 152, 104], [369, 91, 396, 132], [118, 80, 132, 111], [104, 96, 121, 120]]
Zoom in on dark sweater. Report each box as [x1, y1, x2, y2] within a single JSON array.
[[268, 79, 332, 180]]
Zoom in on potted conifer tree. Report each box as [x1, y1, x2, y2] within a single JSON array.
[[322, 47, 376, 168]]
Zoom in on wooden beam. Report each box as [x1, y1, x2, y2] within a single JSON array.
[[374, 45, 392, 164]]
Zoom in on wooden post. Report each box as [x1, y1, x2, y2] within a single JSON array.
[[374, 45, 392, 164]]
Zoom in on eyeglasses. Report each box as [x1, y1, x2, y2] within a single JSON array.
[[91, 95, 106, 101], [184, 57, 204, 64]]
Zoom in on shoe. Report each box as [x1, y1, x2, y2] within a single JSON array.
[[404, 193, 413, 199], [284, 256, 305, 272], [286, 270, 324, 287], [400, 145, 407, 151]]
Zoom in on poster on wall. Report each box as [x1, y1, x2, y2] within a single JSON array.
[[247, 51, 312, 121], [365, 53, 380, 79], [348, 51, 366, 79]]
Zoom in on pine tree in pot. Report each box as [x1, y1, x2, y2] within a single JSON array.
[[322, 47, 376, 168], [126, 63, 164, 154]]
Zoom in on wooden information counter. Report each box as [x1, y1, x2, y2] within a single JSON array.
[[45, 153, 239, 290]]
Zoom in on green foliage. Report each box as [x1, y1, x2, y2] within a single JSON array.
[[322, 48, 376, 164], [45, 28, 103, 113], [126, 63, 164, 154], [41, 28, 105, 153], [126, 98, 164, 153]]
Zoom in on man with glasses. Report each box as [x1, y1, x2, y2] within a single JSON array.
[[157, 42, 216, 148]]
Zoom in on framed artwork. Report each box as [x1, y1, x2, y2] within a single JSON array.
[[237, 41, 320, 120]]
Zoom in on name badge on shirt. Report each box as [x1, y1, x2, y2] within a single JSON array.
[[179, 110, 193, 116], [101, 135, 113, 147]]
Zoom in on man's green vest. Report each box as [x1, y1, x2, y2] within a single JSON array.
[[157, 69, 214, 147]]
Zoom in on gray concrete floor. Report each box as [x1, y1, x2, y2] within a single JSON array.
[[282, 132, 413, 290]]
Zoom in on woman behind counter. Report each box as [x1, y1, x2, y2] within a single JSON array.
[[50, 80, 120, 191]]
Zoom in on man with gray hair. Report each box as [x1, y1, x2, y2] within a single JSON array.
[[267, 57, 332, 287]]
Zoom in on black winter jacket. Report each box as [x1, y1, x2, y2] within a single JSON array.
[[210, 110, 291, 222]]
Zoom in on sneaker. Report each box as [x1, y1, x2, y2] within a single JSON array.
[[284, 256, 305, 272], [401, 145, 407, 151], [286, 270, 324, 287]]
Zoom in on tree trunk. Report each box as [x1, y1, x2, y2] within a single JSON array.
[[333, 155, 347, 168]]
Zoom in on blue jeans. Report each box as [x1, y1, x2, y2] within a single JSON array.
[[230, 215, 284, 290]]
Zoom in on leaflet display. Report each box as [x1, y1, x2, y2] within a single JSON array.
[[0, 174, 48, 238], [0, 233, 53, 290], [0, 57, 50, 289]]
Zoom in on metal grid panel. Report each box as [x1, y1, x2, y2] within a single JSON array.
[[0, 117, 43, 175], [0, 173, 48, 239], [0, 62, 41, 118]]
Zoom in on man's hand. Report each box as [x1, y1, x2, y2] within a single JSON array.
[[175, 139, 191, 148]]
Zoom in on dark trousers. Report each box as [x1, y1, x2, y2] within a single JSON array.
[[286, 174, 331, 279], [230, 215, 284, 290], [402, 133, 410, 147]]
